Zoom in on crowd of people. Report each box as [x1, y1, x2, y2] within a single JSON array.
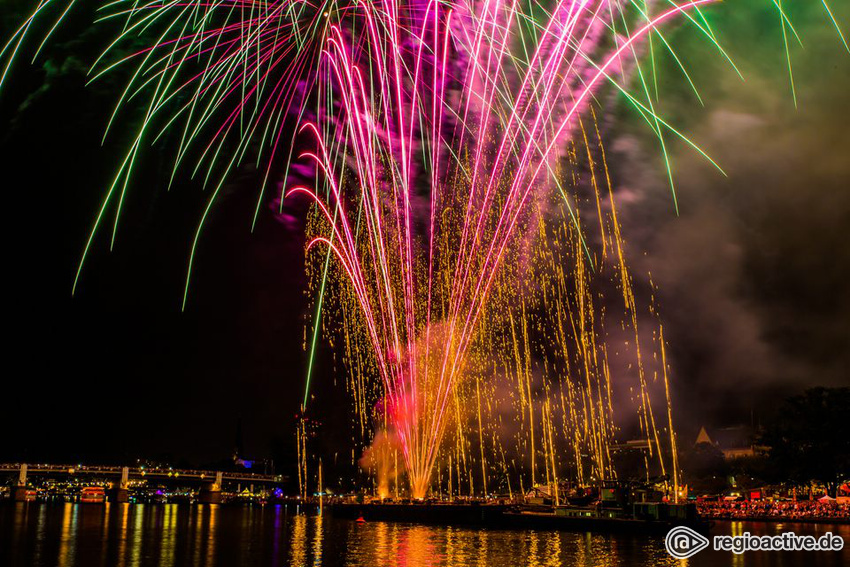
[[697, 499, 850, 521]]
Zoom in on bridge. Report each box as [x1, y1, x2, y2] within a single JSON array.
[[0, 463, 286, 503]]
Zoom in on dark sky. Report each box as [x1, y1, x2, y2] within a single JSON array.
[[1, 1, 848, 468], [0, 4, 321, 468]]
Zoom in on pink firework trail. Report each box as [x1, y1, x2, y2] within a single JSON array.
[[291, 0, 714, 497]]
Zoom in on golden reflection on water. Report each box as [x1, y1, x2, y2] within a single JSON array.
[[289, 511, 308, 566], [7, 504, 847, 567], [57, 503, 78, 567], [333, 517, 685, 567], [159, 504, 177, 567], [33, 503, 48, 566], [116, 503, 130, 567], [129, 503, 144, 567], [545, 529, 562, 566], [101, 503, 111, 567], [529, 527, 541, 564], [191, 505, 202, 567], [404, 525, 443, 565], [311, 512, 324, 565], [374, 519, 390, 564], [730, 521, 745, 567], [206, 504, 219, 567]]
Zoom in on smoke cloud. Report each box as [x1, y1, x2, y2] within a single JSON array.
[[607, 2, 850, 431]]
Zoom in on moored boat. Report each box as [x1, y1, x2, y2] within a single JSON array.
[[80, 486, 106, 504]]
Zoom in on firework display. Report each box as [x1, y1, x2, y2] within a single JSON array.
[[296, 0, 700, 499], [2, 0, 845, 501]]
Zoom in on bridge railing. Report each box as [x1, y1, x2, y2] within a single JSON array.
[[0, 463, 285, 484]]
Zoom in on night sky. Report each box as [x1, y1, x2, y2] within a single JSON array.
[[1, 1, 848, 470]]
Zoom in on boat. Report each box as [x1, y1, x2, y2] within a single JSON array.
[[501, 501, 709, 534], [80, 486, 106, 504], [329, 481, 710, 534]]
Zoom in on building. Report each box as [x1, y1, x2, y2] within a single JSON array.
[[694, 425, 757, 459]]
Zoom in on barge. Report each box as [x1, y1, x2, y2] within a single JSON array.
[[329, 482, 710, 534]]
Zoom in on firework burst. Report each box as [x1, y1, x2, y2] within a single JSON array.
[[3, 0, 846, 497]]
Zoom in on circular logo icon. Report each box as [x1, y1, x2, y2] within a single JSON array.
[[665, 525, 710, 559]]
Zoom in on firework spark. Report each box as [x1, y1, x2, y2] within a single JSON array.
[[3, 0, 845, 498], [291, 0, 715, 497]]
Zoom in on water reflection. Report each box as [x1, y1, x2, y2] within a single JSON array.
[[57, 503, 78, 567], [289, 512, 308, 566], [1, 504, 847, 567], [311, 512, 324, 566], [342, 518, 673, 567], [33, 502, 47, 566], [116, 503, 130, 567]]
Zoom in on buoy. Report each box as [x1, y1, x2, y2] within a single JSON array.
[[356, 516, 366, 523]]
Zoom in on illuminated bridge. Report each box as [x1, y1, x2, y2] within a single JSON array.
[[0, 463, 286, 503]]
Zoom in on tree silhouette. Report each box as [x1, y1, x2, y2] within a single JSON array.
[[760, 387, 850, 496]]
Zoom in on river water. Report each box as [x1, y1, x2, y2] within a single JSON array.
[[1, 503, 847, 566]]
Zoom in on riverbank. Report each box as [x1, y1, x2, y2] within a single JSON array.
[[698, 500, 850, 524], [707, 516, 850, 524]]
